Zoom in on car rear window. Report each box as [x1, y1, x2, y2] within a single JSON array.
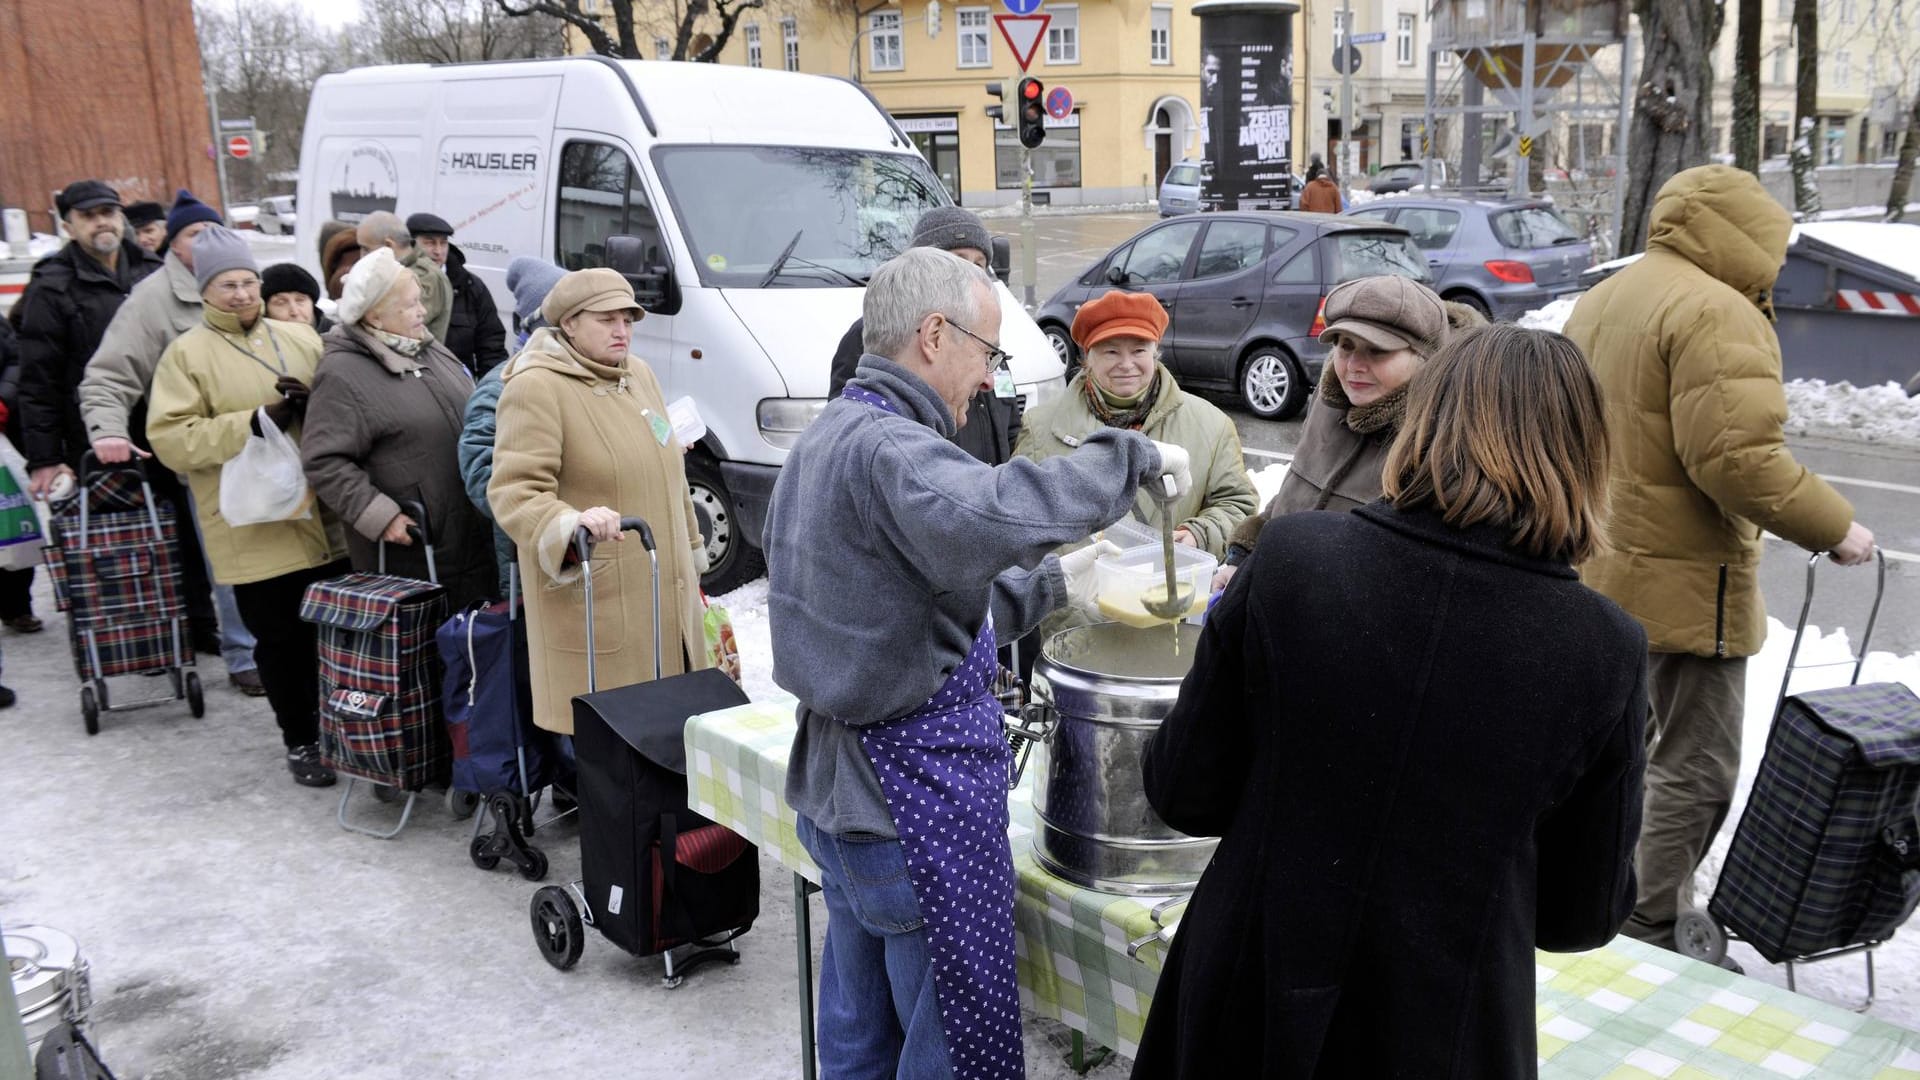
[[1330, 232, 1430, 283], [1491, 206, 1581, 248], [1166, 165, 1201, 186]]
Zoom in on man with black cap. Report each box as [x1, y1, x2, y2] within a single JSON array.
[[827, 206, 1019, 465], [125, 201, 167, 253], [15, 179, 161, 497], [406, 211, 507, 376]]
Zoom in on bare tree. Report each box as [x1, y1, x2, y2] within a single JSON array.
[[1617, 0, 1725, 255], [1731, 0, 1760, 173], [1890, 87, 1920, 221], [373, 0, 566, 63], [195, 0, 339, 204], [1788, 0, 1819, 215], [495, 0, 765, 61]]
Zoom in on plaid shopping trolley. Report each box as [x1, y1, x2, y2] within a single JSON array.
[[41, 456, 203, 734], [300, 509, 450, 838]]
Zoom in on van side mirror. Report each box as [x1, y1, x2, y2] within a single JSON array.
[[1105, 264, 1130, 286], [990, 235, 1011, 286], [606, 233, 678, 314]]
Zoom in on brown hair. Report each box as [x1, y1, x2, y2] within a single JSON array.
[[1381, 323, 1611, 564]]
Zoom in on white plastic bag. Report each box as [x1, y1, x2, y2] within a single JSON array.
[[219, 408, 313, 526]]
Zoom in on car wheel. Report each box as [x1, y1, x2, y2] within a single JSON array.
[[1239, 347, 1308, 421], [686, 453, 765, 595], [1042, 323, 1077, 370]]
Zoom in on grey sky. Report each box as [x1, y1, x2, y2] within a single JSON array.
[[295, 0, 362, 29]]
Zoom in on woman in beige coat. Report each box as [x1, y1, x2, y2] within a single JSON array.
[[487, 269, 709, 733]]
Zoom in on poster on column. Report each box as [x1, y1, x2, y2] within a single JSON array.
[[1195, 1, 1299, 211]]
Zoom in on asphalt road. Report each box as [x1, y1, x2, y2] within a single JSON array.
[[1007, 209, 1920, 658]]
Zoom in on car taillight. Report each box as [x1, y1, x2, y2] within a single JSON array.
[[1484, 260, 1535, 284], [1309, 296, 1328, 336]]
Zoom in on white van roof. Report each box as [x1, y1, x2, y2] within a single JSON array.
[[314, 57, 911, 153]]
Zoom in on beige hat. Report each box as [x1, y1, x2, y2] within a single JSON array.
[[541, 268, 643, 327], [1318, 275, 1449, 357], [338, 247, 406, 326]]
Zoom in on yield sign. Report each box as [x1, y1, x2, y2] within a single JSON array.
[[994, 13, 1050, 72]]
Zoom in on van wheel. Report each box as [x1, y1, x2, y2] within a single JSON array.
[[687, 454, 765, 595], [1042, 324, 1076, 369], [1239, 346, 1308, 421]]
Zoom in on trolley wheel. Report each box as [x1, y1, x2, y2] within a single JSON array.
[[469, 834, 501, 871], [663, 973, 685, 990], [518, 845, 550, 882], [185, 673, 205, 718], [446, 788, 481, 820], [372, 783, 403, 804], [1675, 909, 1728, 965], [531, 886, 584, 970], [80, 686, 100, 736]]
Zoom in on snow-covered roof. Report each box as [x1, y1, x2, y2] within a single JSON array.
[[1789, 221, 1920, 284]]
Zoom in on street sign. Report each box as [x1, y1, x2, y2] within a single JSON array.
[[1001, 0, 1042, 14], [1348, 31, 1387, 44], [1045, 85, 1073, 120], [226, 134, 254, 160], [1332, 44, 1362, 74], [994, 13, 1050, 71]]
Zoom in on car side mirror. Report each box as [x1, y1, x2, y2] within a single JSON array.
[[606, 232, 679, 315], [990, 235, 1012, 286], [1105, 264, 1130, 286]]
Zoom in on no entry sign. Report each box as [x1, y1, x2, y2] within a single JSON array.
[[226, 134, 253, 160]]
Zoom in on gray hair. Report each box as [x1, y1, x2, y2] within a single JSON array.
[[863, 247, 993, 359], [356, 210, 411, 249]]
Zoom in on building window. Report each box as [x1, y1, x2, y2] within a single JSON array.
[[654, 37, 670, 61], [1046, 5, 1079, 64], [1333, 10, 1348, 48], [869, 11, 903, 71], [1397, 13, 1415, 65], [1770, 45, 1788, 84], [782, 17, 799, 70], [1764, 122, 1789, 158], [996, 113, 1081, 188], [1150, 5, 1172, 64], [745, 23, 762, 67], [1839, 0, 1856, 22], [1832, 49, 1850, 89], [958, 7, 991, 67]]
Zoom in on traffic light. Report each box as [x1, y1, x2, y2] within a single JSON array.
[[984, 81, 1006, 123], [1017, 76, 1046, 149]]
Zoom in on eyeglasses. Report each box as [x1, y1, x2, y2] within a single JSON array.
[[210, 278, 262, 295], [943, 315, 1012, 375]]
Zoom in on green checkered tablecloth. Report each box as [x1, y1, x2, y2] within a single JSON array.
[[686, 697, 1920, 1075]]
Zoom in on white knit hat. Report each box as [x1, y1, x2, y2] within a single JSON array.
[[337, 246, 406, 325]]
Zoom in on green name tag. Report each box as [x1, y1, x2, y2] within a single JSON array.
[[645, 410, 674, 446]]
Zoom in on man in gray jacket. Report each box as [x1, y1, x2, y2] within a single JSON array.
[[77, 190, 261, 693], [765, 247, 1189, 1077]]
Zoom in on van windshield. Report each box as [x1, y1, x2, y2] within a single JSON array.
[[653, 146, 950, 288], [1165, 165, 1201, 187]]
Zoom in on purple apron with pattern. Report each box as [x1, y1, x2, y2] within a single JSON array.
[[844, 384, 1025, 1079]]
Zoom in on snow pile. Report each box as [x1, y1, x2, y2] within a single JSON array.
[[1517, 296, 1580, 333], [710, 576, 779, 703], [1783, 379, 1920, 449], [1791, 221, 1920, 282], [1250, 461, 1291, 509]]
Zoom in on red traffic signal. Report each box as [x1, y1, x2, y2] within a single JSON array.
[[1016, 77, 1046, 149]]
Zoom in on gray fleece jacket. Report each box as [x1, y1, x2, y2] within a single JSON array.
[[767, 355, 1162, 837]]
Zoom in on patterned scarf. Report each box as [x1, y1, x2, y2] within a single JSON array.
[[372, 327, 428, 358], [1083, 367, 1164, 431], [1318, 362, 1410, 436]]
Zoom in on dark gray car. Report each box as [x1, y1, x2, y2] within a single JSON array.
[[1035, 213, 1429, 420], [1343, 197, 1592, 320]]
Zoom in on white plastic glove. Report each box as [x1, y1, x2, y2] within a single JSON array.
[[1147, 440, 1192, 500], [691, 540, 712, 576], [1060, 539, 1123, 621]]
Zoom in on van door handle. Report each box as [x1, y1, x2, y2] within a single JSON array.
[[1230, 297, 1255, 307]]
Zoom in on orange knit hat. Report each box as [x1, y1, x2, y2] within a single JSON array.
[[1070, 290, 1169, 350]]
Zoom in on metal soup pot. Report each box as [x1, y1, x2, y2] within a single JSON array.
[[1016, 621, 1218, 895]]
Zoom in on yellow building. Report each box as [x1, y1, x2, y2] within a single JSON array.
[[568, 1, 1310, 208]]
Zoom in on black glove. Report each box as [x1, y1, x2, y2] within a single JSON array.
[[255, 397, 298, 433], [274, 375, 311, 417]]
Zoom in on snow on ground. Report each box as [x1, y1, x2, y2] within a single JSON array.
[[1517, 296, 1579, 333], [1790, 221, 1920, 282], [1250, 461, 1291, 510], [1785, 379, 1920, 449]]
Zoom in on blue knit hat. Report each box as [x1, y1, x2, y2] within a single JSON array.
[[506, 256, 567, 326], [164, 189, 223, 249]]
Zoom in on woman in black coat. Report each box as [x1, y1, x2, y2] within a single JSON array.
[[1133, 324, 1648, 1080]]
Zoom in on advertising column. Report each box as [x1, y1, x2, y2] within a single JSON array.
[[1193, 1, 1300, 210]]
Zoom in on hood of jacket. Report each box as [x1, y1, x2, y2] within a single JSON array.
[[500, 325, 628, 386], [1645, 164, 1792, 304]]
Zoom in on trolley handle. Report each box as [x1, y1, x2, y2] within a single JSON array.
[[573, 514, 661, 693], [571, 516, 656, 563], [1776, 546, 1886, 717], [78, 448, 154, 482], [376, 498, 438, 583]]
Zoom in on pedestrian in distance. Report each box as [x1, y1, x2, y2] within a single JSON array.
[[1299, 161, 1343, 214], [487, 268, 713, 734], [765, 246, 1192, 1079], [1561, 164, 1876, 960], [300, 248, 496, 613], [14, 179, 160, 497], [355, 211, 451, 342], [125, 201, 167, 254], [262, 263, 330, 333], [406, 212, 508, 377], [144, 226, 350, 788], [1214, 275, 1483, 592], [78, 187, 258, 691], [1133, 323, 1648, 1079]]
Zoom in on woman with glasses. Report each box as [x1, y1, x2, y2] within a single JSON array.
[[299, 248, 497, 612], [146, 226, 350, 788], [487, 268, 712, 736], [1016, 289, 1257, 560]]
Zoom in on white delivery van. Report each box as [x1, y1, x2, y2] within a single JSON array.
[[296, 57, 1067, 591]]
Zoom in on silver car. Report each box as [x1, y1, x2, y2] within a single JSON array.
[[1158, 160, 1203, 217], [258, 195, 298, 236], [1344, 197, 1592, 320]]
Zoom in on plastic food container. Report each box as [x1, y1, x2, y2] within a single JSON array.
[[1093, 544, 1217, 628]]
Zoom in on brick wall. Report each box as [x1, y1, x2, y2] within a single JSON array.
[[0, 0, 221, 233]]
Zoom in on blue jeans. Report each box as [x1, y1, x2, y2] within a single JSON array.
[[182, 484, 256, 673], [797, 815, 954, 1080]]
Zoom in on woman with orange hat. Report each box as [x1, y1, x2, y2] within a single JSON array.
[[1015, 289, 1256, 558]]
